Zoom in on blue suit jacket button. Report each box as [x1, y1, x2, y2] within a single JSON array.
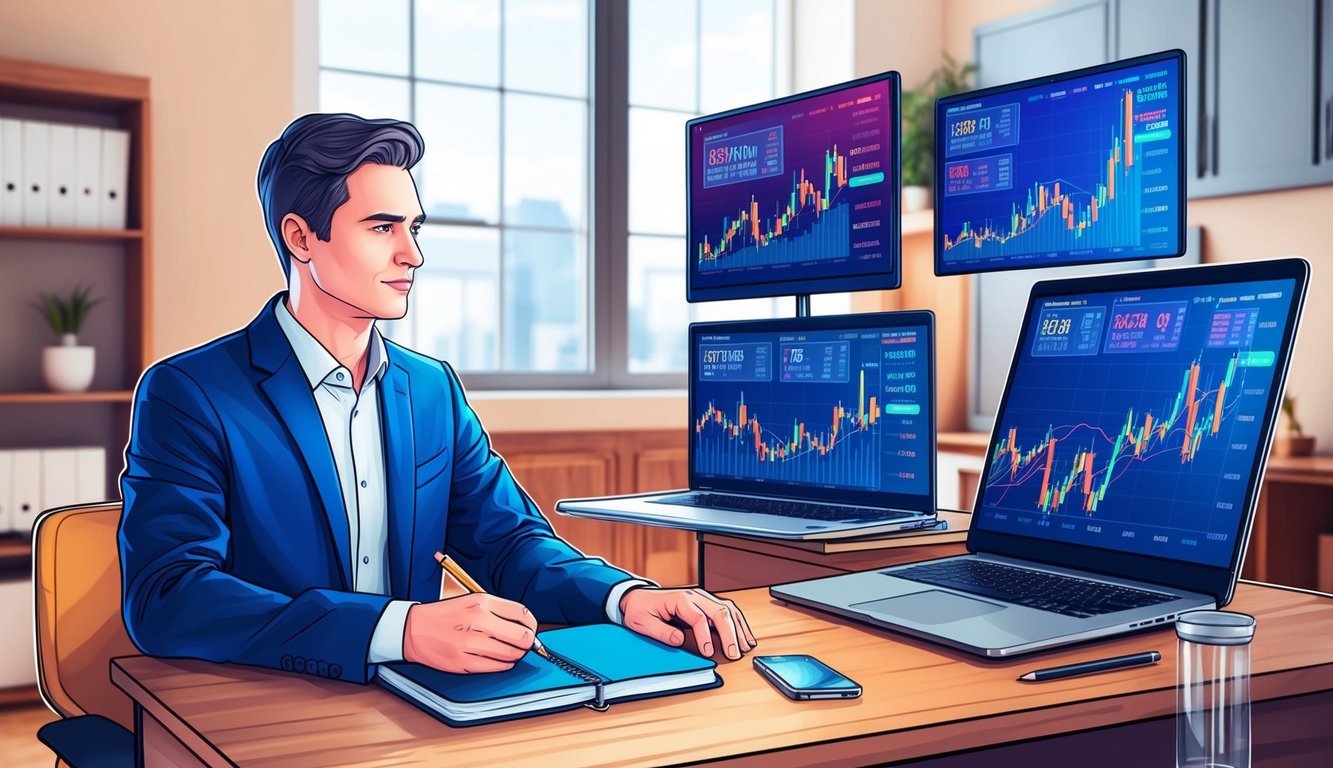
[[281, 655, 294, 671], [329, 663, 342, 678], [317, 660, 329, 677], [294, 657, 306, 673]]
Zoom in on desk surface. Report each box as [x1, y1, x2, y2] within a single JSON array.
[[112, 582, 1333, 768]]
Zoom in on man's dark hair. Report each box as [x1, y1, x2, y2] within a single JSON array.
[[257, 113, 424, 279]]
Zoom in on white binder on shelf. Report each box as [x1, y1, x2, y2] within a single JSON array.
[[0, 118, 22, 225], [0, 450, 12, 535], [41, 448, 81, 512], [75, 446, 107, 503], [74, 126, 102, 228], [20, 120, 50, 227], [48, 123, 78, 228], [11, 449, 41, 538], [99, 128, 129, 230]]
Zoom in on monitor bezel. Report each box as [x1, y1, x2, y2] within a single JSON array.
[[967, 258, 1311, 605], [685, 71, 903, 302], [932, 49, 1187, 277], [687, 310, 936, 512]]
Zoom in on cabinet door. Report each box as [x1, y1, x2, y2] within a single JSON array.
[[1203, 0, 1326, 195], [1117, 0, 1203, 182], [975, 0, 1109, 87], [1321, 0, 1333, 168]]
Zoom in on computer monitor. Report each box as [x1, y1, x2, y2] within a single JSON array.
[[934, 49, 1185, 277], [972, 258, 1309, 598], [686, 72, 901, 302], [689, 310, 934, 511]]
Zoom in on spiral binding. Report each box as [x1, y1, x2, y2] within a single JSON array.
[[542, 650, 600, 684]]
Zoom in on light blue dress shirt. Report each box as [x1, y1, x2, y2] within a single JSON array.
[[274, 301, 651, 664]]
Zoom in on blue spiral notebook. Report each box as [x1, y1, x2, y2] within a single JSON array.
[[376, 623, 723, 726]]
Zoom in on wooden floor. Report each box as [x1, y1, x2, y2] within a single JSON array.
[[0, 700, 58, 767]]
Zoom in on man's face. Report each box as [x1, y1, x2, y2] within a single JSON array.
[[300, 162, 425, 320]]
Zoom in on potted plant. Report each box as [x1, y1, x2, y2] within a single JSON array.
[[901, 55, 977, 213], [35, 285, 102, 393], [1273, 393, 1316, 457]]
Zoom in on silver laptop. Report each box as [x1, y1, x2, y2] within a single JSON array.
[[772, 259, 1309, 656], [557, 311, 938, 540]]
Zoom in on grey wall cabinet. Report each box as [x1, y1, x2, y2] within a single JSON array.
[[976, 0, 1333, 199]]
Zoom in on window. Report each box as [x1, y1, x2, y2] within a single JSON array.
[[312, 0, 844, 387]]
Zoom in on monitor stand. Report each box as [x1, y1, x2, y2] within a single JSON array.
[[795, 294, 811, 318]]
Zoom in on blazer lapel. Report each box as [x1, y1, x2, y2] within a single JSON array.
[[379, 357, 416, 599], [249, 294, 353, 590]]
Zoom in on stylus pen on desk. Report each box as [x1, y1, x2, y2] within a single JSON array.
[[433, 551, 551, 660], [1018, 650, 1161, 682]]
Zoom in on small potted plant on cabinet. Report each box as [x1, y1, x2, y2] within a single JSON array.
[[1273, 393, 1316, 457], [35, 285, 101, 393]]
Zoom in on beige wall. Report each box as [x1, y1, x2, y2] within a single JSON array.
[[0, 0, 292, 364], [858, 0, 1333, 446]]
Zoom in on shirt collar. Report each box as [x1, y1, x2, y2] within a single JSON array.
[[274, 296, 389, 391]]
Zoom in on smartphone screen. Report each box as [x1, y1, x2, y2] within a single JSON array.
[[754, 655, 861, 698]]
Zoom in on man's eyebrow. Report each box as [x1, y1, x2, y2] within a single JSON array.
[[357, 213, 428, 225]]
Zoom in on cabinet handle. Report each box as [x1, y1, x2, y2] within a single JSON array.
[[1327, 98, 1332, 160], [1211, 114, 1219, 176], [1199, 114, 1210, 177]]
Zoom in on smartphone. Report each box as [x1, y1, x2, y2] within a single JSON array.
[[753, 654, 862, 700]]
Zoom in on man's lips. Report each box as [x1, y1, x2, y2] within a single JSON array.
[[384, 279, 413, 291]]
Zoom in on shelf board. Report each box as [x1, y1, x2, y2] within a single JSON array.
[[902, 209, 934, 237], [0, 225, 143, 243], [0, 535, 31, 574], [0, 391, 133, 404]]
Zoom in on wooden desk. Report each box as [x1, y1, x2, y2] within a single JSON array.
[[112, 582, 1333, 767], [699, 511, 972, 591]]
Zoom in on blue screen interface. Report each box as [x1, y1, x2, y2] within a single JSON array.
[[936, 55, 1181, 275], [692, 324, 930, 497], [758, 656, 858, 690], [977, 278, 1296, 567], [689, 77, 896, 295]]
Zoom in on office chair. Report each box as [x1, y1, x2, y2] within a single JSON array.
[[32, 502, 138, 768]]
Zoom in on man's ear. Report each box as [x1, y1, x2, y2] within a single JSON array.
[[282, 213, 313, 263]]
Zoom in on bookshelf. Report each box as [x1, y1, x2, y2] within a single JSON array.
[[0, 56, 152, 552]]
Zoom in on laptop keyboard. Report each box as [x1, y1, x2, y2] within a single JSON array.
[[890, 559, 1176, 618], [651, 492, 916, 522]]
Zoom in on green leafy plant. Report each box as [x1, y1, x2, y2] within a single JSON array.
[[1281, 393, 1304, 436], [901, 55, 978, 189], [34, 285, 103, 339]]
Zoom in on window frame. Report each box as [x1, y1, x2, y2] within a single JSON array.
[[296, 0, 793, 390]]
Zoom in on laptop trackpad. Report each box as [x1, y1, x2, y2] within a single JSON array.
[[851, 590, 1005, 625]]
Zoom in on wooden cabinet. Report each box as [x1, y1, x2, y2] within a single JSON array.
[[488, 429, 696, 587]]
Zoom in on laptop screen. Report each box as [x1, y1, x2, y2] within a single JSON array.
[[974, 273, 1300, 569], [689, 312, 935, 510]]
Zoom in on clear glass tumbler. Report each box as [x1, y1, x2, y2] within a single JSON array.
[[1176, 610, 1256, 768]]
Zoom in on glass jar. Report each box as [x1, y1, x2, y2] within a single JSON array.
[[1176, 610, 1256, 768]]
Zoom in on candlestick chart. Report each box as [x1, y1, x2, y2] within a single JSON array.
[[986, 353, 1240, 516]]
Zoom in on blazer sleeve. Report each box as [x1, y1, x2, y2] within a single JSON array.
[[438, 362, 638, 624], [119, 363, 392, 684]]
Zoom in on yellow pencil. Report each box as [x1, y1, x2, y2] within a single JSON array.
[[433, 551, 550, 660]]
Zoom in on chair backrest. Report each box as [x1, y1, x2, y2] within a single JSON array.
[[33, 502, 138, 730]]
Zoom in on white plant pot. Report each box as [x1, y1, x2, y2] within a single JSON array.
[[42, 334, 96, 392], [902, 185, 931, 213]]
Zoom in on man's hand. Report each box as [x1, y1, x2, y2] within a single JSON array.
[[402, 594, 538, 673], [619, 587, 757, 660]]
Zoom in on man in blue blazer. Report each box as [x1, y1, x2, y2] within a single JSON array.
[[119, 114, 755, 685]]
